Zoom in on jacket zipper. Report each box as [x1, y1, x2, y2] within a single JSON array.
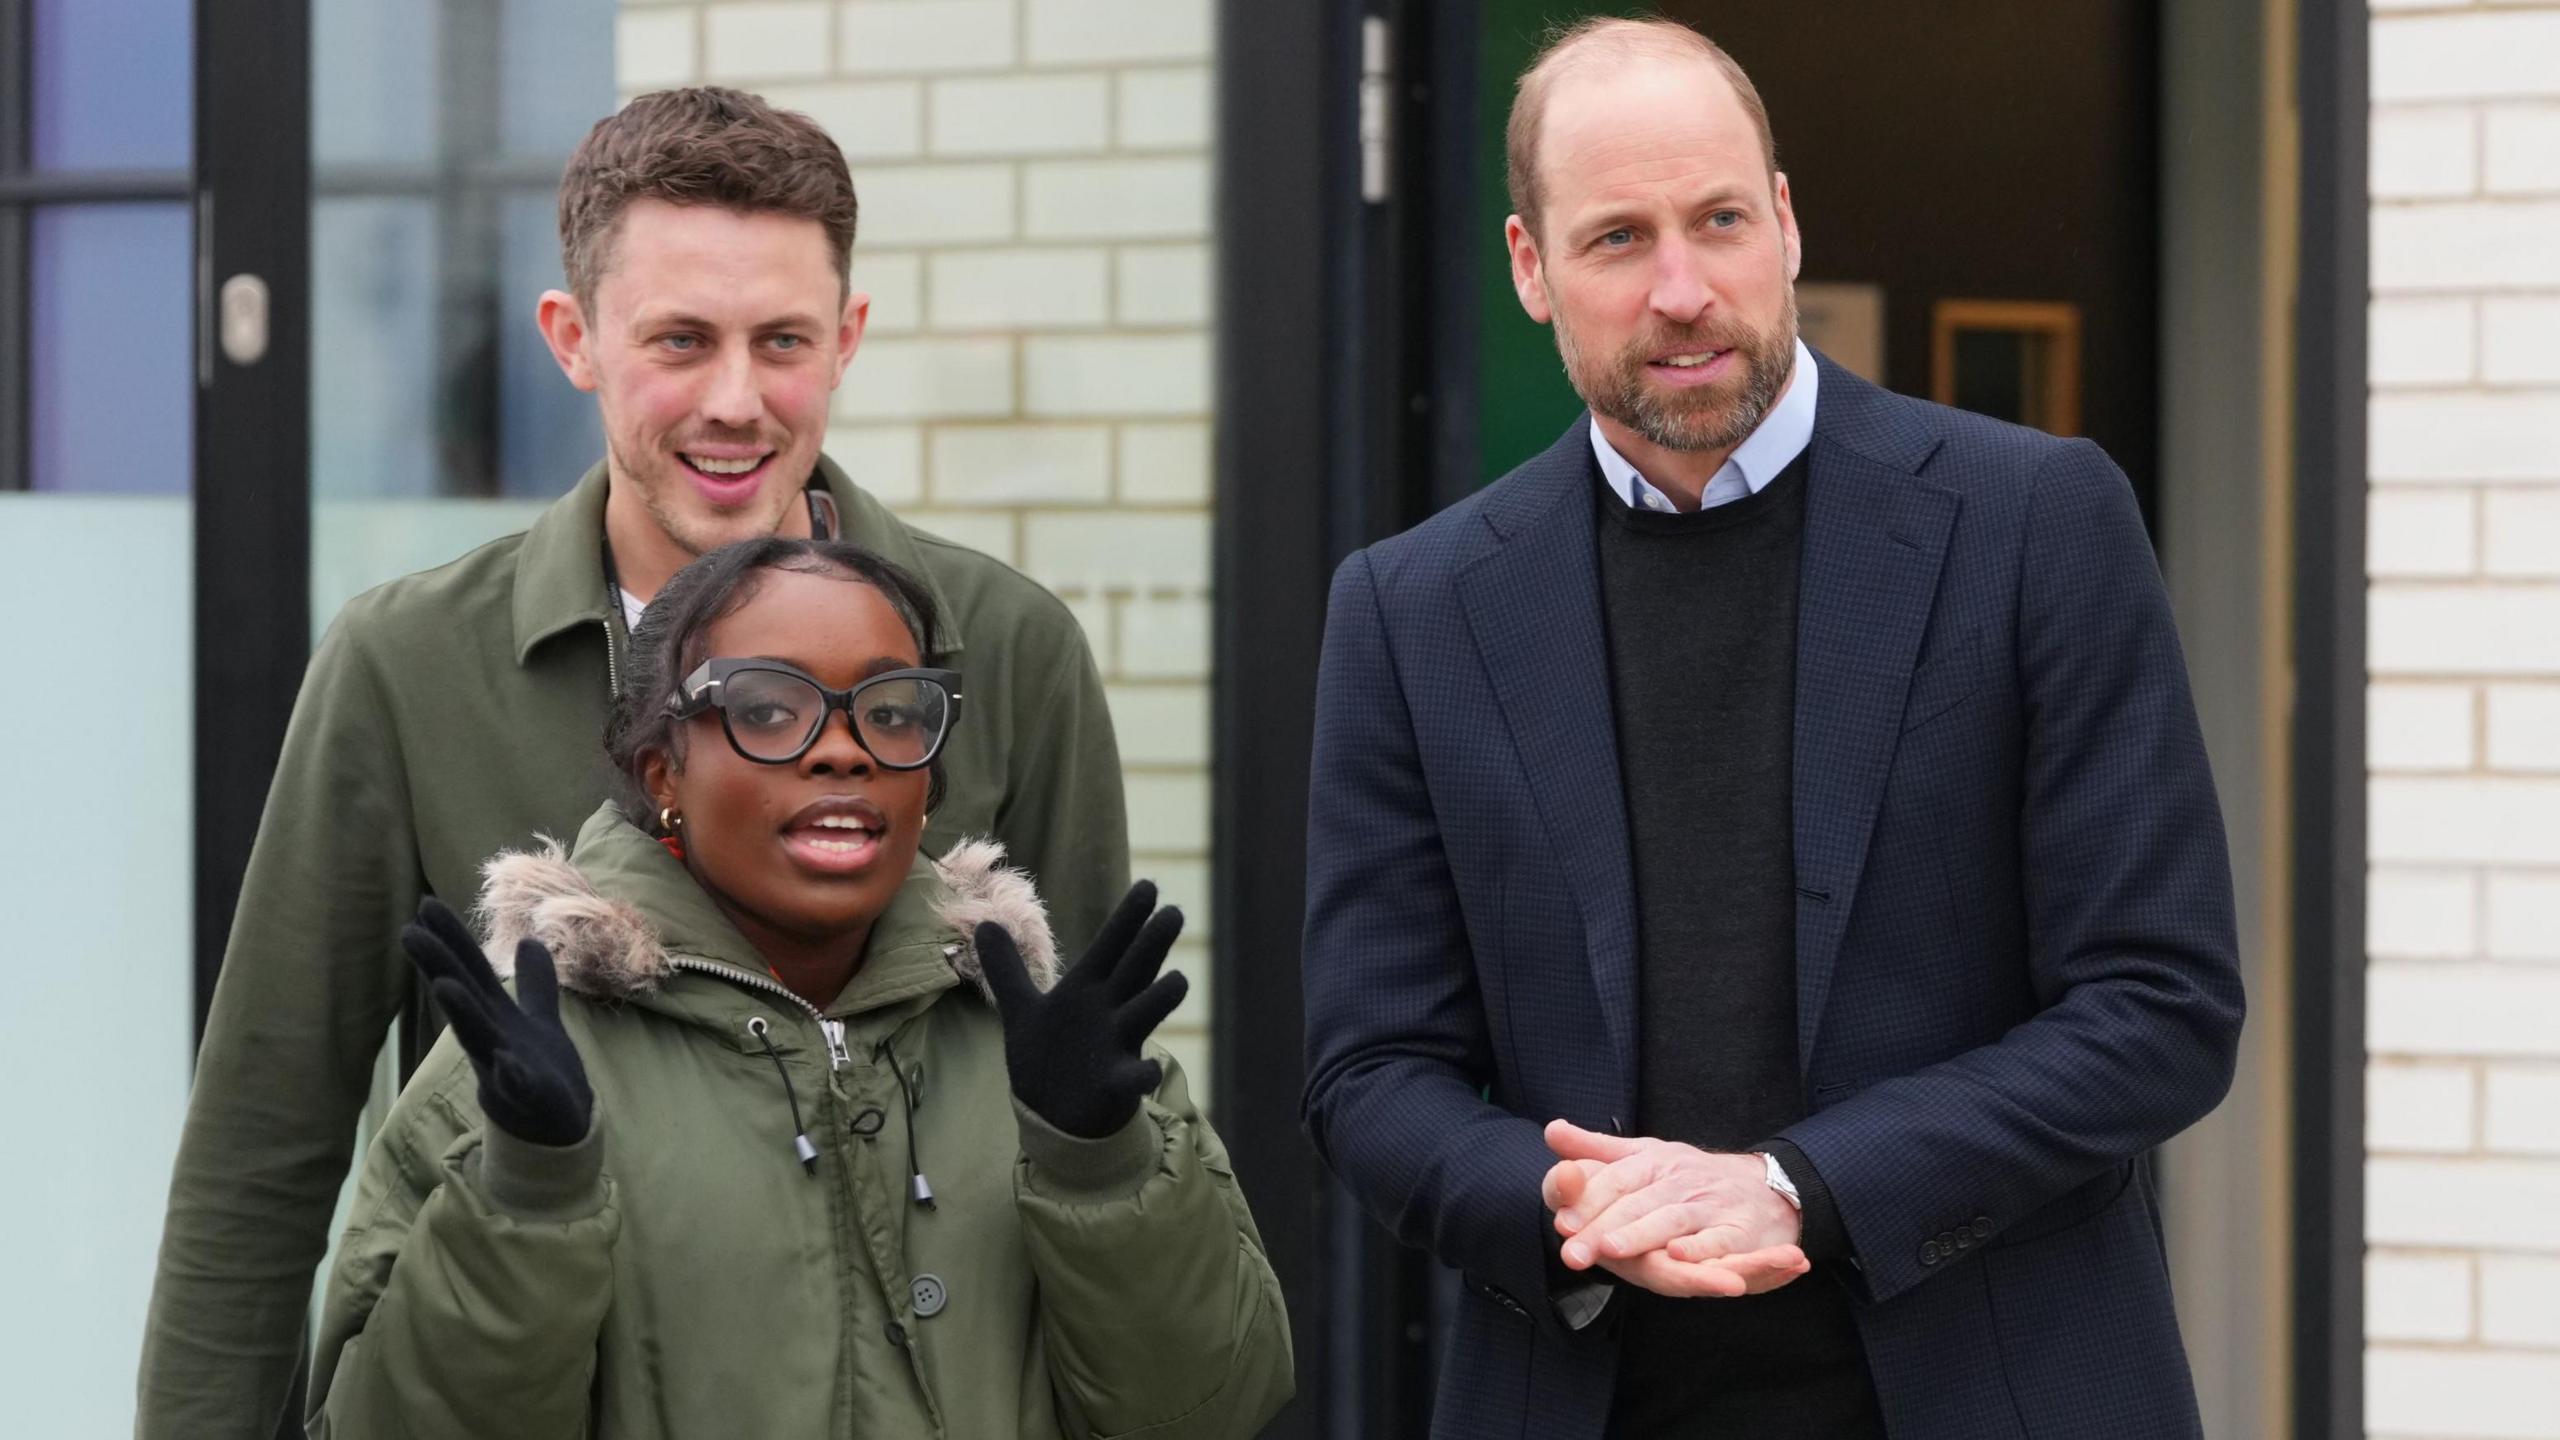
[[601, 616, 622, 699], [666, 956, 848, 1070]]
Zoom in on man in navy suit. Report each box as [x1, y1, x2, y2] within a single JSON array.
[[1299, 16, 2244, 1439]]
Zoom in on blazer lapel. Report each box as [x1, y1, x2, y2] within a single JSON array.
[[1455, 421, 1640, 1106], [1792, 363, 1959, 1067]]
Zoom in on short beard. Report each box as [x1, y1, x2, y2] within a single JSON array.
[[607, 435, 806, 558], [1553, 286, 1799, 454]]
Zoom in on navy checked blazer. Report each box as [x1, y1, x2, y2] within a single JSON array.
[[1300, 353, 2245, 1439]]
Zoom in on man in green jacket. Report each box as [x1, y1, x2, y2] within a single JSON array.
[[137, 87, 1130, 1439]]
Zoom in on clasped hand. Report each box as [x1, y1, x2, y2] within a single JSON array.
[[1541, 1120, 1810, 1299]]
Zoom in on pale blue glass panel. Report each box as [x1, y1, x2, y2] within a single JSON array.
[[312, 498, 555, 638], [500, 0, 618, 158], [30, 0, 191, 170], [311, 0, 437, 168], [311, 198, 439, 499], [499, 193, 603, 498], [29, 205, 194, 494], [0, 496, 194, 1438]]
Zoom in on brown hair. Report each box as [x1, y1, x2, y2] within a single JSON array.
[[1505, 16, 1776, 242], [557, 87, 860, 310]]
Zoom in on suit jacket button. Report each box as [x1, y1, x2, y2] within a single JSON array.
[[1971, 1217, 1993, 1241], [1920, 1241, 1942, 1266]]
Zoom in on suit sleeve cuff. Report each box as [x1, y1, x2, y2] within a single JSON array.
[[1758, 1137, 1848, 1265], [1541, 1225, 1620, 1330]]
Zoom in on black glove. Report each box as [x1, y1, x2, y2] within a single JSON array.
[[979, 881, 1188, 1140], [401, 897, 595, 1148]]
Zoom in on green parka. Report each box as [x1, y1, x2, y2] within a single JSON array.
[[309, 806, 1290, 1439], [142, 457, 1130, 1439]]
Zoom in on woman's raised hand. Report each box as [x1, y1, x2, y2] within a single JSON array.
[[978, 881, 1187, 1140], [401, 897, 595, 1147]]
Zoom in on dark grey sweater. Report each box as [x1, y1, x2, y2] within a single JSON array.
[[1593, 449, 1883, 1438]]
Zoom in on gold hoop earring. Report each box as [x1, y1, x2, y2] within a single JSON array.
[[660, 806, 680, 832]]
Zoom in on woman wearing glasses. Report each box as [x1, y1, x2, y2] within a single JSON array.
[[305, 537, 1293, 1439]]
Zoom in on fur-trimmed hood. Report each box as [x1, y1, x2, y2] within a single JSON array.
[[473, 833, 1061, 1005]]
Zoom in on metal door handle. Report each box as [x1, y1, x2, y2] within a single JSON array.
[[218, 273, 270, 367]]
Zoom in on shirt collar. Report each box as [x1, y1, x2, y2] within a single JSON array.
[[1590, 337, 1820, 512], [510, 452, 965, 665]]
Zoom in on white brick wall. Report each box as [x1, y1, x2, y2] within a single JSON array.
[[2370, 295, 2477, 385], [2366, 1350, 2560, 1440], [928, 248, 1112, 329], [839, 0, 1020, 73], [620, 0, 1222, 1086], [2488, 872, 2560, 959], [928, 74, 1111, 155], [760, 80, 924, 160], [2483, 297, 2560, 382], [2368, 1251, 2474, 1341], [706, 3, 836, 81], [2368, 9, 2560, 1430], [2484, 1255, 2560, 1347]]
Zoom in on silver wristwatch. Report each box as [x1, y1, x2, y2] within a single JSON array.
[[1756, 1151, 1803, 1210]]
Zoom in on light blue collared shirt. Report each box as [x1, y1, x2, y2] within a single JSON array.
[[1591, 338, 1820, 513]]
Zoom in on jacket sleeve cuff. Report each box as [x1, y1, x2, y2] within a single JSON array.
[[1542, 1230, 1620, 1330], [1757, 1137, 1848, 1265], [1015, 1098, 1163, 1200], [476, 1107, 606, 1221]]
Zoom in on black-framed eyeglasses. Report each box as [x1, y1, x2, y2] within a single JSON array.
[[667, 659, 963, 768]]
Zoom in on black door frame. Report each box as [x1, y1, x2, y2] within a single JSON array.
[[192, 3, 314, 1432], [1211, 0, 1333, 1421], [193, 0, 314, 1045], [1214, 1, 1483, 1435], [2292, 1, 2368, 1434]]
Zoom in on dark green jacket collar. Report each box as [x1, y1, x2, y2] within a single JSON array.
[[509, 455, 966, 667], [510, 805, 1035, 1030]]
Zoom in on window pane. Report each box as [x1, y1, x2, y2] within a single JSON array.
[[308, 0, 611, 636], [311, 1, 438, 168], [500, 192, 602, 498], [500, 0, 618, 159], [29, 205, 194, 494], [29, 0, 192, 171], [0, 492, 194, 1438], [311, 198, 439, 499]]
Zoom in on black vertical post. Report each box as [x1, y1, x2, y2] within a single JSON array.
[[2292, 0, 2366, 1435], [193, 0, 313, 1044], [1218, 1, 1487, 1432], [197, 6, 315, 1432], [1215, 1, 1339, 1435]]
